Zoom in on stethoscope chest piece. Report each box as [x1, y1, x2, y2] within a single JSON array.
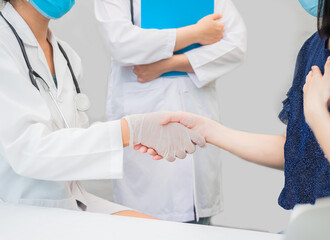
[[75, 93, 91, 112]]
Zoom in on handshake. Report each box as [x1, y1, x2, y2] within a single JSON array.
[[124, 111, 207, 162]]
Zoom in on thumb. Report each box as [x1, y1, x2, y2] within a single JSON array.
[[311, 65, 322, 79], [160, 111, 185, 125]]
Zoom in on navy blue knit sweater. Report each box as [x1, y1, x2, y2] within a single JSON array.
[[278, 32, 330, 210]]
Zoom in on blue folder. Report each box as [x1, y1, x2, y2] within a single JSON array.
[[141, 0, 214, 77]]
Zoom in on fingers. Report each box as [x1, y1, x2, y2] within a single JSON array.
[[135, 145, 164, 160], [189, 129, 206, 148], [153, 155, 163, 160], [133, 66, 147, 83], [133, 66, 139, 76], [166, 155, 176, 162], [311, 65, 322, 79], [306, 71, 312, 83], [147, 148, 157, 156], [185, 142, 196, 154], [209, 13, 222, 21], [176, 150, 187, 159], [139, 146, 148, 153], [303, 71, 312, 94], [134, 144, 143, 151]]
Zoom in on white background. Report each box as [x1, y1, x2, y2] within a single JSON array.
[[3, 0, 316, 233]]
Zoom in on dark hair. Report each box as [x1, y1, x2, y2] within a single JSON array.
[[318, 0, 330, 38]]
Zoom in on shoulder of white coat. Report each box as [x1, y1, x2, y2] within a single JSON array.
[[0, 17, 20, 54], [0, 40, 42, 99], [0, 28, 24, 72]]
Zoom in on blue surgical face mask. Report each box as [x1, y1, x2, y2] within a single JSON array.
[[28, 0, 76, 19], [298, 0, 319, 17]]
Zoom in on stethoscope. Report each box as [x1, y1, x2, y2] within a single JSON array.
[[0, 12, 90, 128], [130, 0, 134, 25]]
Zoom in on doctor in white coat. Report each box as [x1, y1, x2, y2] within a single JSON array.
[[95, 0, 247, 223], [0, 0, 205, 218]]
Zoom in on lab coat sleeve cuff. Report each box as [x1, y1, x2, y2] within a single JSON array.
[[103, 120, 124, 179], [187, 72, 204, 89], [185, 52, 208, 88], [162, 29, 176, 59]]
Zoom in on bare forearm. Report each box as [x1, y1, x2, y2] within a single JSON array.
[[175, 26, 200, 52], [174, 13, 223, 52], [207, 122, 285, 170], [165, 54, 194, 73], [113, 210, 157, 219]]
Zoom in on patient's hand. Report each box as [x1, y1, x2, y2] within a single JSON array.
[[124, 111, 206, 162], [303, 60, 330, 127], [161, 111, 212, 140], [113, 210, 157, 220], [133, 144, 163, 160]]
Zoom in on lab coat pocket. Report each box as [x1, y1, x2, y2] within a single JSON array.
[[122, 81, 165, 115], [18, 196, 79, 210]]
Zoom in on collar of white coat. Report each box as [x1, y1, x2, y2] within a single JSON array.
[[2, 3, 68, 97], [2, 2, 42, 48]]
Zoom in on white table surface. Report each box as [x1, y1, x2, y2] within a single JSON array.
[[0, 203, 282, 240]]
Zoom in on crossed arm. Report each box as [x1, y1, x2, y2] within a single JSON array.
[[133, 14, 224, 83], [96, 0, 246, 86], [133, 0, 247, 85]]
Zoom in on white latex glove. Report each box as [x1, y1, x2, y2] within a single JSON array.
[[124, 112, 206, 162]]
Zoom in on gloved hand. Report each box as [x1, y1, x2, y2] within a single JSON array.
[[124, 112, 206, 162]]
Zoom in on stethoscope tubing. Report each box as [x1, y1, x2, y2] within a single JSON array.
[[48, 91, 70, 128], [0, 11, 79, 128], [0, 12, 40, 89]]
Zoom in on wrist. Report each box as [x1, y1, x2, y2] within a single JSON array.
[[205, 119, 222, 144], [306, 106, 329, 128], [190, 24, 201, 44], [308, 110, 330, 132], [120, 118, 130, 147], [181, 24, 201, 45], [165, 54, 192, 73], [162, 56, 179, 73]]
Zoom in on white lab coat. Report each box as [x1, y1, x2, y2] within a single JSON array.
[[95, 0, 247, 221], [0, 3, 130, 214]]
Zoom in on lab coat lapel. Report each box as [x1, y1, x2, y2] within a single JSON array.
[[2, 3, 60, 94], [49, 32, 68, 97]]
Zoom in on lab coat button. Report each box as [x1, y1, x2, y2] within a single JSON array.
[[58, 96, 63, 103]]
